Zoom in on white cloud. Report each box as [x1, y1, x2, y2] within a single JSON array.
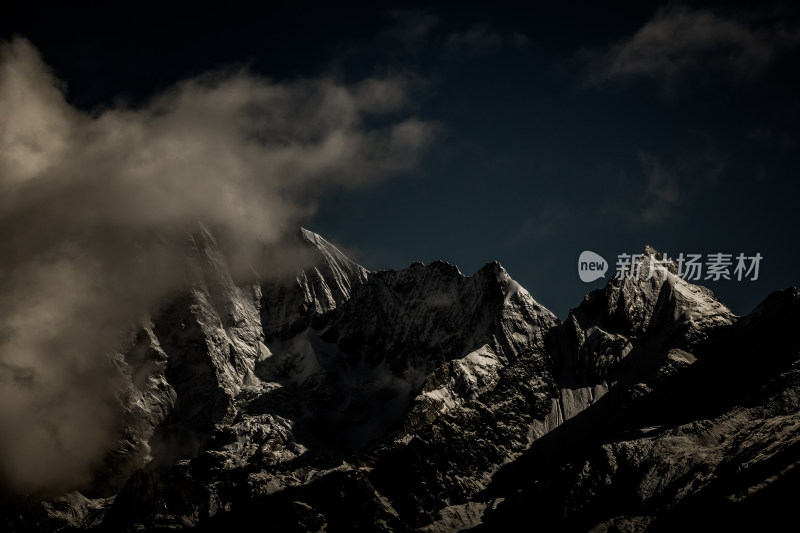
[[0, 37, 437, 493], [584, 6, 798, 95]]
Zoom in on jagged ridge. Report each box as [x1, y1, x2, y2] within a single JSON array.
[[3, 235, 799, 533]]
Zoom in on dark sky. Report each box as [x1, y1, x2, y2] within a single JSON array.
[[2, 1, 798, 320]]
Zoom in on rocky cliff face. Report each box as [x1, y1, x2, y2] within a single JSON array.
[[2, 233, 799, 532]]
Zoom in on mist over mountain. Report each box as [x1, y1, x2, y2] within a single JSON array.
[[2, 228, 798, 532], [0, 37, 435, 496]]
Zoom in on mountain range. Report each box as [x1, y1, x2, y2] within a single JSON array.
[[3, 228, 799, 532]]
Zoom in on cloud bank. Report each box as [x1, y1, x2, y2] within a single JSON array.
[[632, 148, 726, 226], [584, 5, 799, 96], [0, 37, 436, 493]]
